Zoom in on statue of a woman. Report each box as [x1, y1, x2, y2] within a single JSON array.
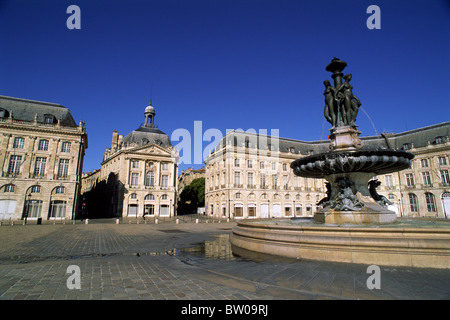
[[323, 80, 337, 128]]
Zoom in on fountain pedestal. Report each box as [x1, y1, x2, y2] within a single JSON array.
[[328, 126, 362, 151]]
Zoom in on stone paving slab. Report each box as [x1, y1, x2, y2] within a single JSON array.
[[0, 218, 449, 301]]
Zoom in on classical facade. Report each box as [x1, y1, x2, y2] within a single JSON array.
[[0, 95, 87, 221], [205, 122, 450, 219], [81, 101, 178, 218]]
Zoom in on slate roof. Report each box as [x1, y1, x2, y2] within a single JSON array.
[[0, 95, 78, 127], [121, 125, 172, 148], [212, 121, 450, 156]]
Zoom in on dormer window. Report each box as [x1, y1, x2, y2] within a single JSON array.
[[44, 114, 56, 124], [0, 108, 8, 118], [435, 136, 445, 144], [402, 143, 412, 150]]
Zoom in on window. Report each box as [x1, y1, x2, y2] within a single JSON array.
[[130, 193, 137, 199], [435, 136, 445, 144], [55, 186, 65, 194], [13, 137, 24, 149], [147, 162, 154, 169], [260, 174, 266, 188], [235, 192, 241, 199], [57, 159, 69, 178], [44, 115, 55, 124], [7, 155, 22, 174], [248, 206, 256, 217], [145, 171, 155, 187], [49, 201, 66, 218], [34, 157, 46, 177], [131, 160, 139, 168], [161, 175, 169, 188], [409, 193, 418, 212], [247, 173, 254, 187], [247, 160, 252, 168], [234, 172, 240, 186], [402, 143, 412, 150], [162, 163, 168, 171], [441, 170, 450, 185], [31, 185, 41, 193], [161, 194, 168, 200], [439, 157, 447, 166], [272, 162, 276, 171], [130, 173, 139, 186], [425, 193, 436, 212], [421, 159, 428, 168], [260, 161, 264, 169], [234, 158, 239, 167], [284, 206, 292, 217], [283, 175, 289, 189], [4, 184, 15, 193], [272, 174, 277, 188], [144, 204, 154, 215], [38, 139, 49, 151], [61, 142, 71, 153], [283, 163, 287, 171], [234, 206, 243, 217], [406, 173, 415, 187], [144, 194, 154, 201], [385, 175, 394, 188], [422, 172, 432, 186]]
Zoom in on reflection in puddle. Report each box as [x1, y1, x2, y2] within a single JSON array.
[[179, 234, 298, 263]]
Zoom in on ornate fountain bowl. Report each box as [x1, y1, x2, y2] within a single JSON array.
[[291, 149, 414, 179], [290, 149, 414, 225]]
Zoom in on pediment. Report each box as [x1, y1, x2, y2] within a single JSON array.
[[131, 143, 172, 156]]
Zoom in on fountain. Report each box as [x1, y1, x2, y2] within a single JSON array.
[[231, 58, 450, 268]]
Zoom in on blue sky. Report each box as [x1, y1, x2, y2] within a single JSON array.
[[1, 0, 449, 173]]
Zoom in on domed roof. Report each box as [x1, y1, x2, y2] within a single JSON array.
[[122, 126, 172, 148], [145, 104, 155, 114]]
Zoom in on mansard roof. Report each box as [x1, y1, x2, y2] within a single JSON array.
[[0, 95, 78, 127]]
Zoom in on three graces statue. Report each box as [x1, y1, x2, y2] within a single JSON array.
[[323, 58, 361, 129]]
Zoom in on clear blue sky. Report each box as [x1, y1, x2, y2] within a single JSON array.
[[1, 0, 449, 173]]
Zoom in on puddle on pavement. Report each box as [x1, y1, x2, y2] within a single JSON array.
[[178, 234, 298, 264]]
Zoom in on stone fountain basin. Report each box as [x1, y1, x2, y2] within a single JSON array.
[[230, 218, 450, 269], [290, 149, 414, 178]]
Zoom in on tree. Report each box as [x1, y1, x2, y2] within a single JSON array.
[[177, 177, 205, 215]]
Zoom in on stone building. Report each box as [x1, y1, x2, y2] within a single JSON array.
[[0, 95, 87, 221], [81, 101, 178, 218], [205, 122, 450, 219]]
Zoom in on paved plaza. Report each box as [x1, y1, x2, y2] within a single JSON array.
[[0, 217, 449, 301]]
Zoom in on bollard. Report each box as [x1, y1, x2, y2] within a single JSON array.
[[155, 218, 158, 224], [227, 218, 230, 223], [176, 218, 179, 224], [116, 218, 119, 224], [195, 218, 199, 224], [85, 219, 89, 224]]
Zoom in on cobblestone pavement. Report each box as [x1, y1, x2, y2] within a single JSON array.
[[0, 218, 449, 301]]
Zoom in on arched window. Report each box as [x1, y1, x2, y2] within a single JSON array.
[[425, 193, 436, 212], [144, 194, 154, 201], [408, 193, 418, 212], [129, 193, 137, 199]]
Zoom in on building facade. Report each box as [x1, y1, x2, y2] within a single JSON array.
[[81, 102, 178, 218], [205, 122, 450, 220], [0, 95, 87, 221]]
